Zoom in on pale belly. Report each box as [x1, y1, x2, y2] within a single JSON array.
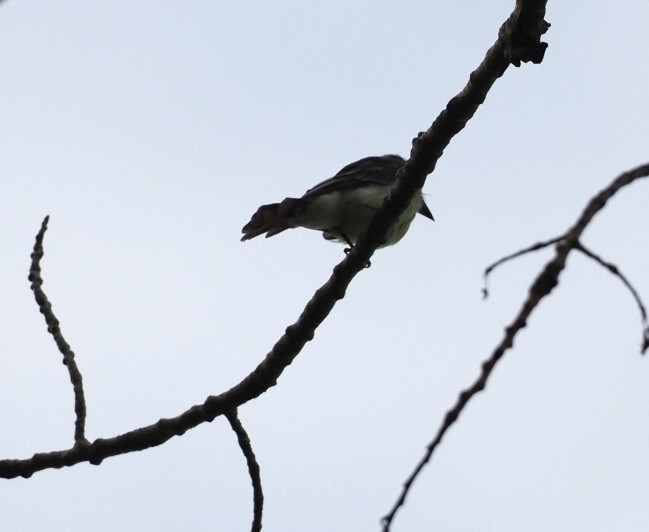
[[292, 185, 423, 247]]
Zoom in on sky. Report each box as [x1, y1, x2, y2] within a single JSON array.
[[2, 1, 649, 531]]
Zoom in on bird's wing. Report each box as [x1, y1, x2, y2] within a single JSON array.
[[301, 155, 405, 199]]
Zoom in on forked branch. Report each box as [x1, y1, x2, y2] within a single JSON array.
[[382, 163, 649, 530], [0, 0, 551, 480]]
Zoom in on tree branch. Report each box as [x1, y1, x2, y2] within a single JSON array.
[[225, 409, 263, 532], [482, 236, 563, 298], [381, 162, 649, 530], [28, 216, 88, 445], [574, 242, 648, 351], [0, 0, 550, 479], [352, 0, 549, 268]]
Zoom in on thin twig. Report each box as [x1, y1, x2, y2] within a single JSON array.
[[482, 236, 562, 298], [381, 162, 649, 530], [574, 242, 648, 353], [225, 409, 263, 532], [28, 216, 88, 445]]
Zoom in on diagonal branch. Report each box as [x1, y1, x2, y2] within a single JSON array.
[[225, 409, 263, 532], [29, 216, 88, 445], [351, 0, 549, 269], [0, 0, 550, 479], [381, 162, 649, 531]]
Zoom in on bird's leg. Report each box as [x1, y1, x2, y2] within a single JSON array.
[[338, 229, 371, 268], [337, 229, 354, 254]]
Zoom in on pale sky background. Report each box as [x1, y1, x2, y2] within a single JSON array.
[[2, 1, 649, 531]]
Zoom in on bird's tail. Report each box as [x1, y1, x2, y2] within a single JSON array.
[[241, 198, 302, 241]]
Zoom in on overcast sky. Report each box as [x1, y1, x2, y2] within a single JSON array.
[[2, 1, 649, 531]]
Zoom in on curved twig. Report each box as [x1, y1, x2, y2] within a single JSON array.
[[225, 409, 263, 532], [574, 242, 648, 351], [482, 236, 562, 298], [29, 216, 88, 445]]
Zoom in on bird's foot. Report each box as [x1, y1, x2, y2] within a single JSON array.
[[343, 247, 371, 268]]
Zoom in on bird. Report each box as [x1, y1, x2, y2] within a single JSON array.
[[241, 154, 433, 248]]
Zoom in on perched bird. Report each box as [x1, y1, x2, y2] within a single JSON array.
[[241, 154, 433, 248]]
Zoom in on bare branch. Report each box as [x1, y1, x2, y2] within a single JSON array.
[[482, 236, 562, 298], [28, 216, 88, 445], [225, 409, 263, 532], [382, 162, 649, 530], [574, 242, 648, 353], [1, 0, 552, 479], [352, 0, 550, 270]]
